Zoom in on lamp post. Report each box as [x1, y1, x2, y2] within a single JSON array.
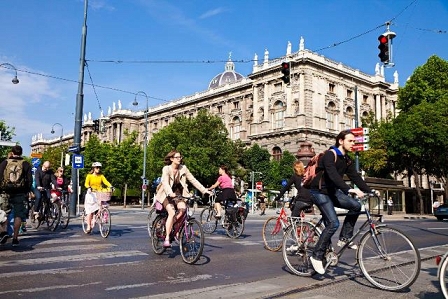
[[51, 123, 64, 167], [132, 91, 149, 210], [0, 62, 20, 84]]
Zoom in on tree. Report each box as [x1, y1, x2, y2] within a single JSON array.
[[0, 120, 16, 158]]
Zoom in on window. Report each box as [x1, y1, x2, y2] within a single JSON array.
[[272, 146, 282, 161], [345, 107, 355, 129], [363, 95, 368, 103], [231, 116, 241, 140], [233, 102, 239, 110], [326, 102, 337, 130], [217, 105, 223, 113], [329, 83, 335, 93], [273, 101, 285, 129], [346, 89, 353, 99]]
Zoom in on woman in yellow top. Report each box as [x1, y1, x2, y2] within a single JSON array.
[[84, 162, 112, 233]]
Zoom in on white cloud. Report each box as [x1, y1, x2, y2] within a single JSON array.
[[199, 8, 227, 19]]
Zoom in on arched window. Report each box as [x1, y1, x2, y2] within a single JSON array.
[[272, 101, 285, 129], [345, 106, 355, 129], [326, 101, 337, 130], [230, 116, 241, 140], [272, 146, 282, 161]]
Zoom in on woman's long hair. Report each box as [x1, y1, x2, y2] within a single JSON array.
[[293, 161, 305, 176], [220, 165, 232, 177]]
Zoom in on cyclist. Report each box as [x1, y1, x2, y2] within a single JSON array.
[[50, 167, 70, 203], [84, 162, 112, 233], [33, 161, 55, 219], [208, 165, 237, 219], [307, 129, 373, 275], [274, 161, 312, 217], [154, 150, 211, 248]]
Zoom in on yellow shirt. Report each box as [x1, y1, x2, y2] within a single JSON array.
[[84, 173, 111, 191]]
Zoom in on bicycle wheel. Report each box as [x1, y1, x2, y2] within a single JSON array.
[[225, 211, 244, 239], [147, 207, 157, 237], [282, 221, 320, 276], [151, 215, 167, 254], [262, 216, 284, 252], [180, 218, 204, 264], [200, 208, 217, 234], [81, 209, 89, 234], [46, 202, 61, 231], [60, 203, 70, 229], [28, 204, 41, 229], [439, 255, 448, 298], [358, 226, 421, 291], [98, 207, 111, 238]]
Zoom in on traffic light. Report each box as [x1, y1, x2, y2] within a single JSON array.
[[281, 62, 290, 84], [378, 34, 390, 63], [93, 119, 99, 133]]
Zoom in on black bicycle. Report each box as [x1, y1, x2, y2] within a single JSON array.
[[28, 189, 61, 231], [282, 193, 421, 291]]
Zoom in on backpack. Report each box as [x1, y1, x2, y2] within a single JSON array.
[[302, 150, 336, 189], [1, 159, 25, 190]]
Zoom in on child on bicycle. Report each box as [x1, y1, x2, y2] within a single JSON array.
[[84, 162, 112, 233], [154, 150, 211, 248]]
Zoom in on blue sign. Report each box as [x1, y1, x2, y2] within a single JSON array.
[[281, 179, 288, 187], [31, 158, 41, 167], [68, 145, 80, 153], [73, 154, 84, 169]]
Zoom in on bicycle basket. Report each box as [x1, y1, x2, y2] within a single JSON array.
[[95, 191, 112, 202]]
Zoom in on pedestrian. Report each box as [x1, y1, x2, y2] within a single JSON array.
[[307, 130, 375, 275], [433, 200, 441, 210], [258, 192, 267, 216], [387, 197, 393, 215], [208, 165, 237, 219], [154, 150, 211, 248], [274, 161, 313, 217], [0, 145, 33, 246]]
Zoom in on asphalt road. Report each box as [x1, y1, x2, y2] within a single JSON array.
[[0, 206, 446, 299]]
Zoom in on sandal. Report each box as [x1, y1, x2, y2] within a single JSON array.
[[163, 240, 171, 248]]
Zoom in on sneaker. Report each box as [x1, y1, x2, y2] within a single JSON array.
[[0, 232, 8, 244], [310, 256, 325, 274], [12, 238, 19, 247], [163, 240, 171, 248], [286, 245, 299, 252], [337, 239, 358, 250]]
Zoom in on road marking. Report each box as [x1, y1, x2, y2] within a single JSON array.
[[0, 244, 116, 257], [0, 281, 101, 295], [105, 274, 213, 291]]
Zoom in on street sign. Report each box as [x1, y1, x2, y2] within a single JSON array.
[[73, 154, 84, 169], [351, 127, 369, 136], [355, 136, 370, 143], [68, 145, 80, 153], [352, 143, 370, 151], [31, 158, 41, 167], [30, 153, 43, 158], [256, 181, 263, 191]]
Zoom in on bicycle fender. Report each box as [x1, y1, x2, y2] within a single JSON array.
[[437, 251, 448, 280]]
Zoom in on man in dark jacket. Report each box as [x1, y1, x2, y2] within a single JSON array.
[[0, 145, 32, 246], [33, 160, 54, 218]]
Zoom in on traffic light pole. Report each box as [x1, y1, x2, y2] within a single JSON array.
[[354, 85, 360, 173]]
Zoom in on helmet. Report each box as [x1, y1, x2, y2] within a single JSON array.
[[92, 162, 102, 167]]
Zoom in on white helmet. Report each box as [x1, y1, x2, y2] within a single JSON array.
[[92, 162, 102, 167]]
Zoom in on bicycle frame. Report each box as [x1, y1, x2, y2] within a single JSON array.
[[272, 207, 289, 235]]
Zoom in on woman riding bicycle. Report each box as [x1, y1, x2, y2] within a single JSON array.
[[50, 167, 69, 203], [208, 165, 237, 219], [154, 150, 211, 248], [84, 162, 112, 233], [307, 129, 374, 275]]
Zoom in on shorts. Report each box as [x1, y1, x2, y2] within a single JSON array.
[[8, 193, 28, 220], [216, 188, 237, 203]]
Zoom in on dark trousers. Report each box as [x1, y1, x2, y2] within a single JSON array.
[[34, 189, 50, 213], [310, 189, 361, 260], [388, 205, 393, 215]]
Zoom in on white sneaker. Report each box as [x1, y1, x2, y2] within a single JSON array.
[[286, 245, 299, 252], [337, 239, 358, 250], [310, 256, 325, 274]]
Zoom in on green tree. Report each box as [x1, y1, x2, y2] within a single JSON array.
[[0, 120, 16, 158], [240, 144, 270, 189]]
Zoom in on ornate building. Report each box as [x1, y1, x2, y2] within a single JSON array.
[[31, 37, 399, 163]]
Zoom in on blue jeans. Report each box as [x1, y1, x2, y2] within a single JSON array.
[[34, 188, 50, 213], [310, 189, 361, 260]]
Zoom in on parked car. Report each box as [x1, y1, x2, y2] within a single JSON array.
[[434, 204, 448, 221]]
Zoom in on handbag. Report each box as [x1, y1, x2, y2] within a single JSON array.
[[155, 201, 163, 211]]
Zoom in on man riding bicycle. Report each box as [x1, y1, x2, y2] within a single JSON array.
[[34, 161, 55, 218]]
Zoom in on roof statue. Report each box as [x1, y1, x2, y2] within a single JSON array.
[[287, 41, 292, 55], [299, 36, 305, 51]]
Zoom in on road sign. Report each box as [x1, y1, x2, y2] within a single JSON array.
[[73, 154, 84, 169], [30, 153, 43, 158], [352, 143, 370, 151], [281, 179, 288, 187], [355, 136, 370, 143], [256, 181, 263, 191], [31, 158, 41, 167], [351, 127, 369, 136], [68, 145, 80, 153]]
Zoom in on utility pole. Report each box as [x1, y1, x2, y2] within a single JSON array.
[[70, 0, 88, 216]]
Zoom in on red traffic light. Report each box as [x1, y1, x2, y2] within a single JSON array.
[[281, 62, 290, 70], [378, 35, 388, 44]]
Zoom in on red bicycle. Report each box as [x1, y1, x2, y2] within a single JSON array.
[[262, 204, 290, 251]]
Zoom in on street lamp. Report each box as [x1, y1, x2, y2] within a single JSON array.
[[132, 91, 149, 210], [0, 62, 20, 84], [51, 123, 64, 167]]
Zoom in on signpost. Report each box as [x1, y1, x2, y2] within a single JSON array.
[[351, 127, 370, 152], [72, 154, 84, 169]]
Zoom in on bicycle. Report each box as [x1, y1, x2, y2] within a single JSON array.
[[58, 190, 71, 229], [200, 189, 246, 238], [436, 251, 448, 298], [81, 190, 112, 238], [150, 196, 204, 264], [282, 193, 421, 291], [28, 188, 60, 231]]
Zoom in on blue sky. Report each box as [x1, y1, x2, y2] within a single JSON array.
[[0, 0, 447, 156]]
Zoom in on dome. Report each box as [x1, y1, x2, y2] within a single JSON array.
[[208, 53, 244, 89]]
